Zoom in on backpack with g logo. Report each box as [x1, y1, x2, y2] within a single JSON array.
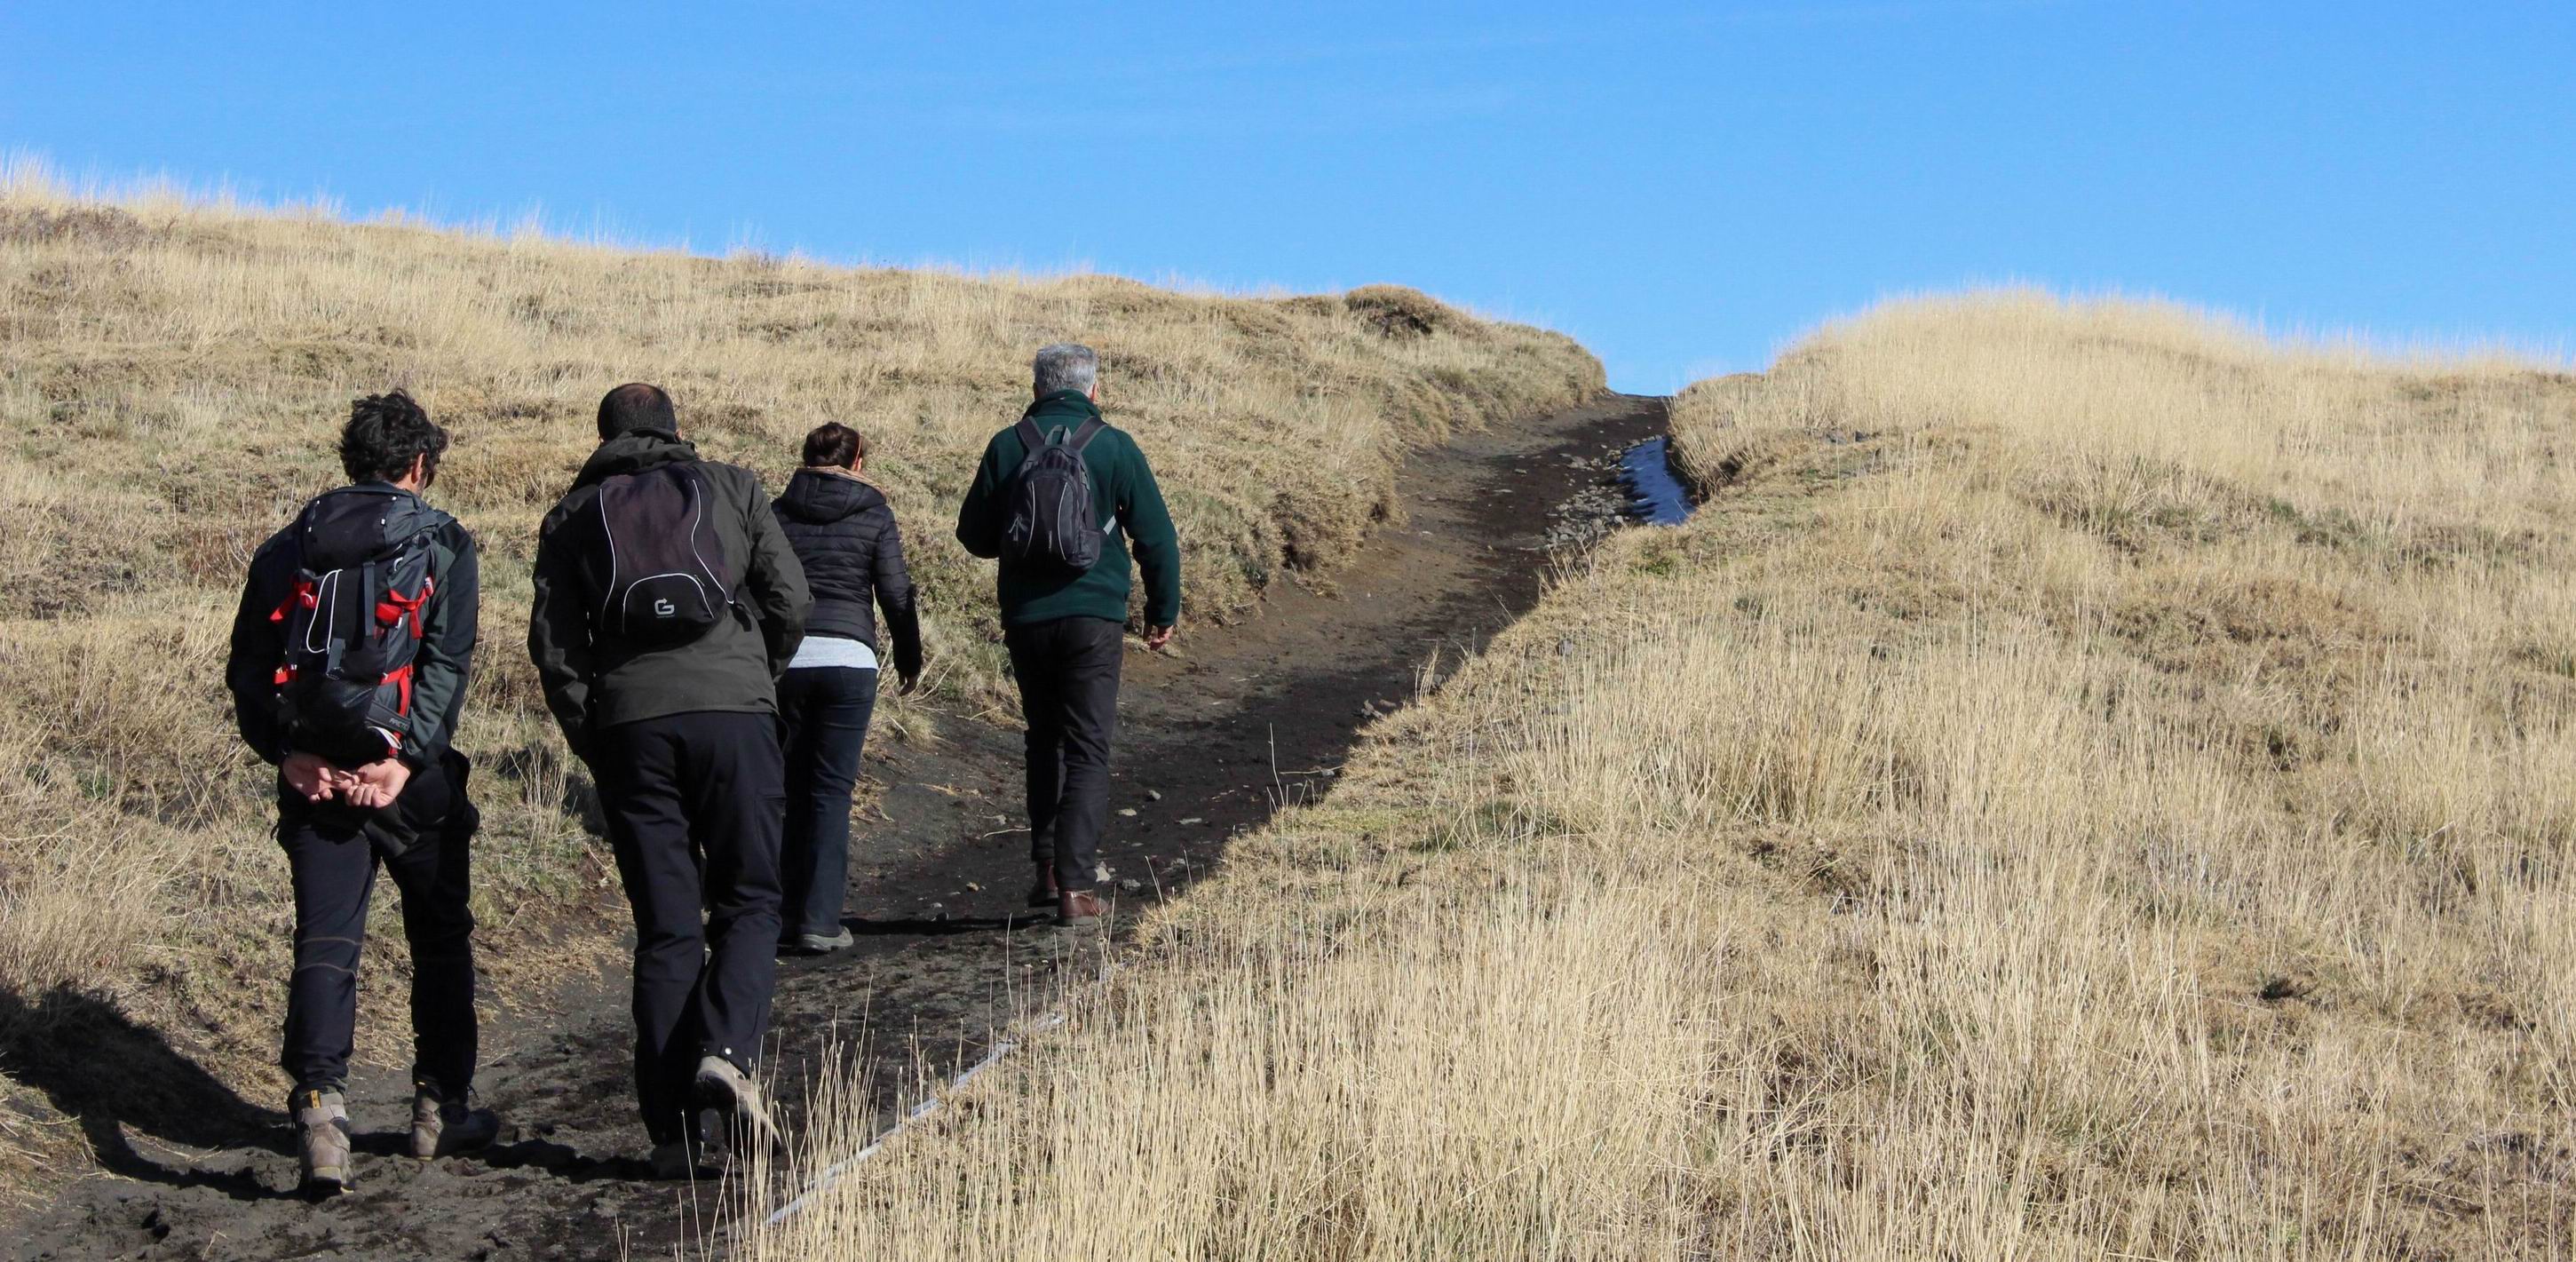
[[587, 463, 734, 647]]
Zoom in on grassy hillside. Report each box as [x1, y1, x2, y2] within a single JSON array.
[[749, 291, 2576, 1258], [0, 173, 1601, 1199]]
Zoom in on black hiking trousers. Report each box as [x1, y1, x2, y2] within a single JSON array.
[[1004, 615, 1123, 894], [278, 750, 480, 1099], [590, 710, 786, 1145]]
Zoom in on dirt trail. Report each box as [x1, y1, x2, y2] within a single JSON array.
[[15, 393, 1669, 1261]]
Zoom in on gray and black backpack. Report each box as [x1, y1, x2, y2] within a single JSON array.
[[583, 463, 734, 648], [268, 488, 446, 767], [1002, 416, 1106, 576]]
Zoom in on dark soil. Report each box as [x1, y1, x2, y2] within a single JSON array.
[[12, 393, 1668, 1261]]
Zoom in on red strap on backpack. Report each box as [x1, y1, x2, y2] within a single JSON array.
[[383, 663, 415, 717], [269, 578, 318, 624], [375, 575, 435, 639]]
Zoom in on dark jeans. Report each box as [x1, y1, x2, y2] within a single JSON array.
[[590, 710, 786, 1145], [778, 666, 879, 938], [278, 751, 480, 1099], [1004, 615, 1124, 894]]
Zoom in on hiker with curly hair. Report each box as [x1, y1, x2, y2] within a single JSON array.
[[223, 390, 498, 1195]]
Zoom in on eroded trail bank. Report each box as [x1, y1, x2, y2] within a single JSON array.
[[17, 393, 1668, 1262]]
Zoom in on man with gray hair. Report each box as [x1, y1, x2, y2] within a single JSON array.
[[956, 343, 1181, 925]]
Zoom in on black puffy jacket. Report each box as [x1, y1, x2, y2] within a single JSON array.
[[772, 468, 922, 679]]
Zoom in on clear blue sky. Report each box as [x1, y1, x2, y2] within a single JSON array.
[[5, 2, 2570, 392]]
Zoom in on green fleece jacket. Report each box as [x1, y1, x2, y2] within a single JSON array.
[[955, 391, 1182, 628]]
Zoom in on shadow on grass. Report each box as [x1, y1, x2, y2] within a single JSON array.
[[0, 984, 290, 1201]]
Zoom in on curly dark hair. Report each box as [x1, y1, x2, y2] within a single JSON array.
[[339, 390, 448, 486], [801, 422, 868, 468]]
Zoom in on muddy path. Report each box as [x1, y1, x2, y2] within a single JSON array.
[[16, 393, 1669, 1261]]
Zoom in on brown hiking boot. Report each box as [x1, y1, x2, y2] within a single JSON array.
[[1026, 861, 1060, 909], [1056, 888, 1109, 927], [292, 1086, 353, 1195], [693, 1055, 782, 1155], [409, 1083, 500, 1159]]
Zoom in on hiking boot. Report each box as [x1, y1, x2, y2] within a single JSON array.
[[1056, 888, 1109, 927], [1026, 861, 1060, 909], [649, 1135, 717, 1180], [409, 1083, 501, 1159], [292, 1086, 354, 1195], [693, 1055, 782, 1155], [780, 926, 855, 956]]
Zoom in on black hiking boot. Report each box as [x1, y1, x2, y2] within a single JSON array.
[[649, 1134, 717, 1180]]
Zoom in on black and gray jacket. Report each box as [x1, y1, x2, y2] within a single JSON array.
[[772, 468, 922, 679], [225, 483, 479, 770]]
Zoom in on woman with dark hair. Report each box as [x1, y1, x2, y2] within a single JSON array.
[[770, 423, 923, 954]]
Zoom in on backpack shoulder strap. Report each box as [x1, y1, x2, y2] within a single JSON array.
[[1015, 417, 1050, 453], [1066, 417, 1106, 453]]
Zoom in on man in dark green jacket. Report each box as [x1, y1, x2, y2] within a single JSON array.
[[956, 344, 1181, 925], [528, 384, 810, 1177]]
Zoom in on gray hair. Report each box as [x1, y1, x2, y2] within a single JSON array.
[[1032, 343, 1099, 397]]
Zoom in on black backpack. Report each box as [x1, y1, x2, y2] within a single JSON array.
[[269, 488, 446, 767], [1002, 417, 1106, 576], [585, 463, 734, 647]]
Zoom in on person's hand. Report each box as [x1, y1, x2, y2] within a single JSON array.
[[1143, 623, 1177, 651], [281, 751, 337, 804], [345, 758, 413, 811]]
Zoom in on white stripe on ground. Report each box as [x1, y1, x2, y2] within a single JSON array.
[[761, 964, 1110, 1228]]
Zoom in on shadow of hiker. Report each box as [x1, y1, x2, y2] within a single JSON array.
[[0, 983, 290, 1200], [846, 913, 1035, 938], [477, 1136, 663, 1183]]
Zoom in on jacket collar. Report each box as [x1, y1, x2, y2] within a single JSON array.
[[1024, 390, 1102, 424], [777, 466, 886, 523], [573, 429, 698, 490]]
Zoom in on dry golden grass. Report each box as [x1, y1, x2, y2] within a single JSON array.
[[0, 164, 1600, 1207], [744, 290, 2576, 1258]]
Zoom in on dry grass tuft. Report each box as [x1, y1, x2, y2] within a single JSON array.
[[746, 290, 2576, 1258], [0, 164, 1598, 1208], [1343, 284, 1454, 339]]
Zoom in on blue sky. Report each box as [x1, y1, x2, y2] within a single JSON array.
[[4, 2, 2570, 391]]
